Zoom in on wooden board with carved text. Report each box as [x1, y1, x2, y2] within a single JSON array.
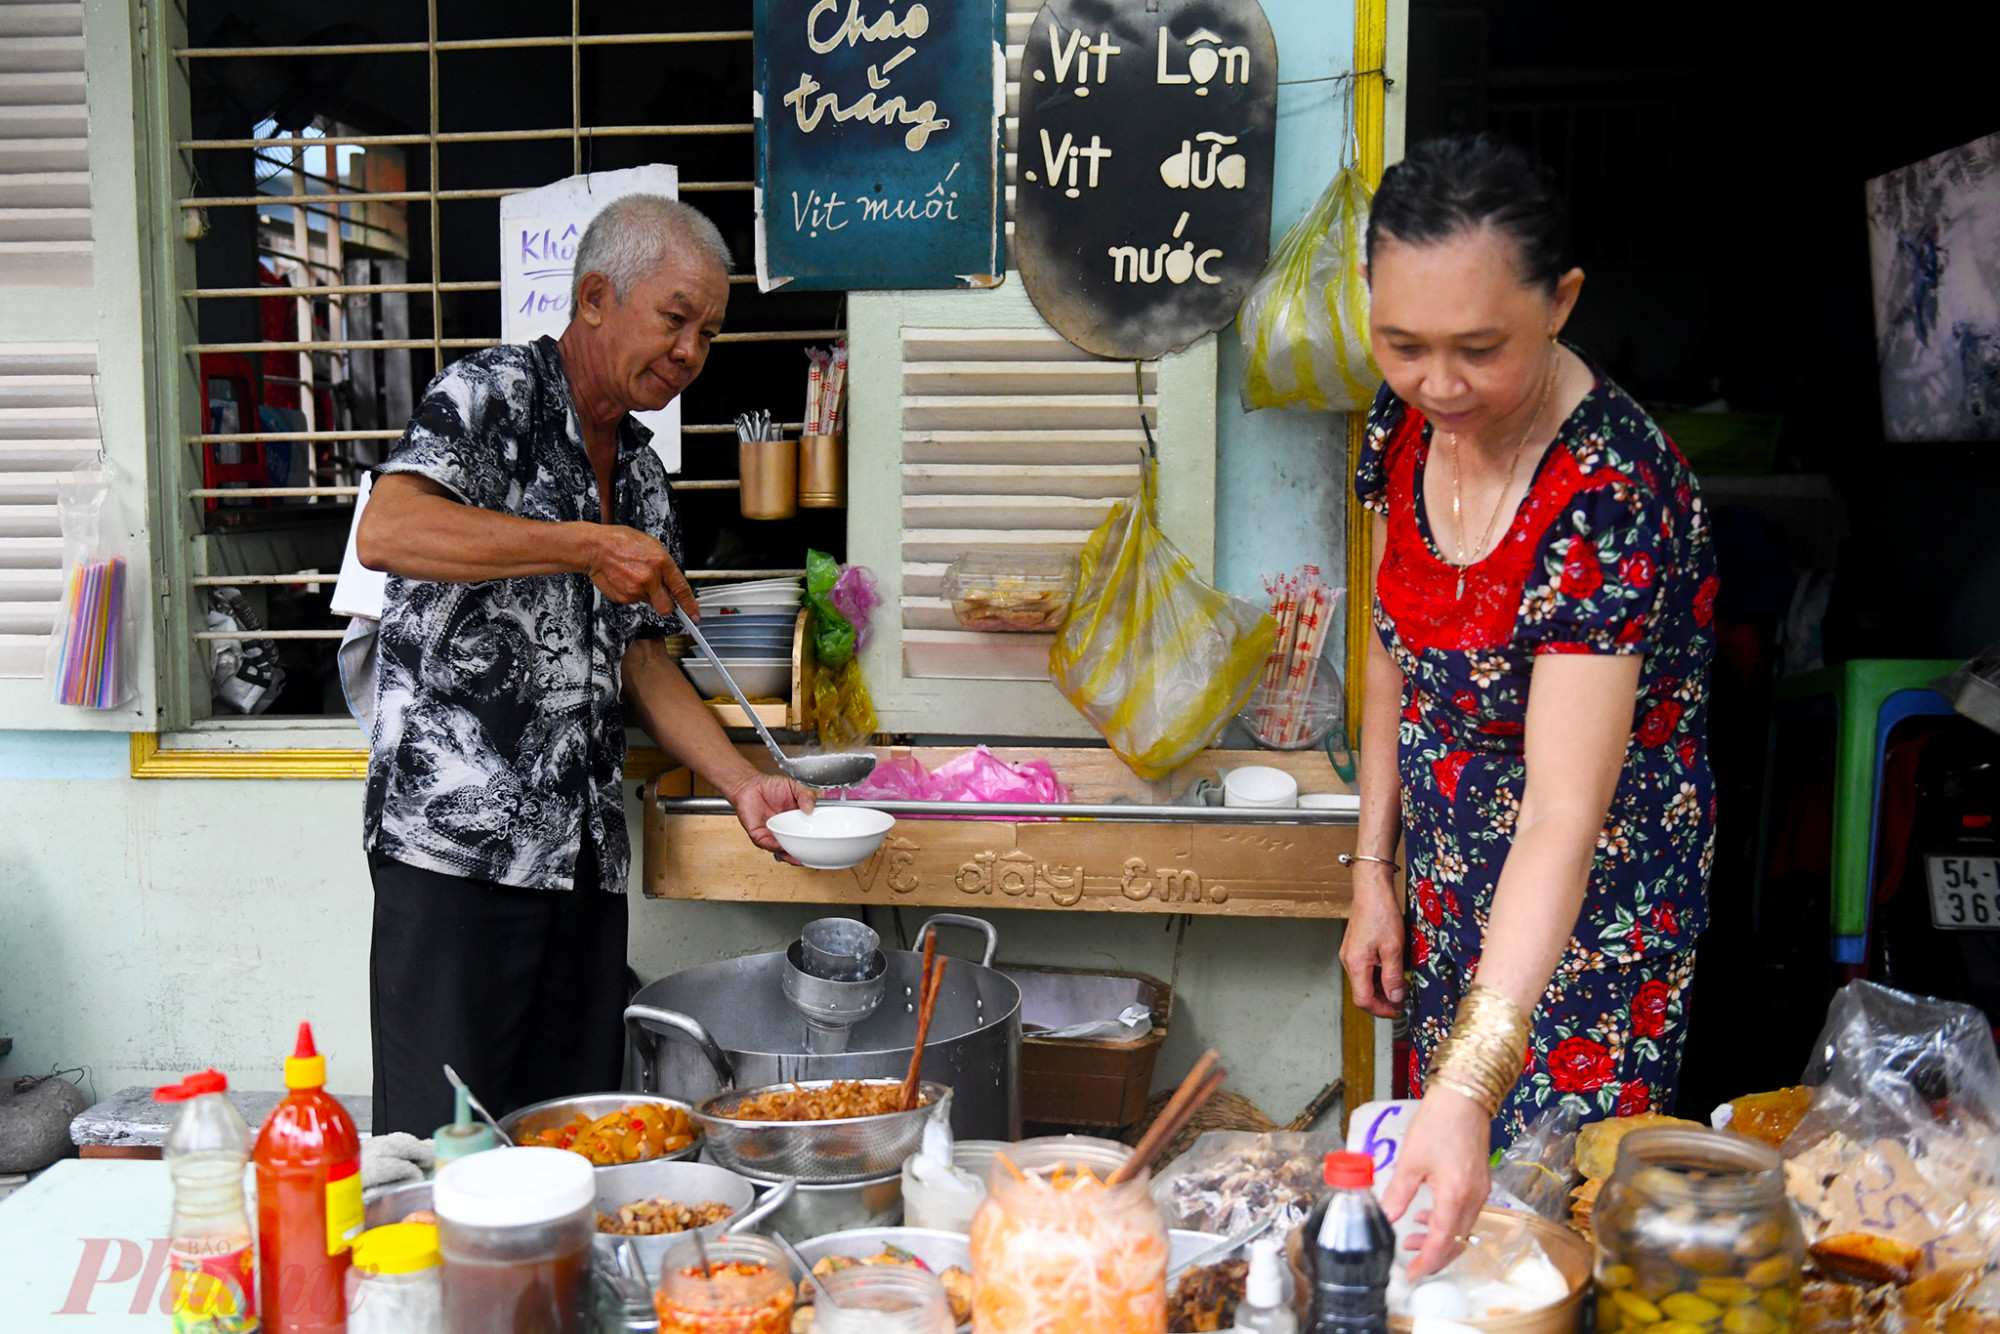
[[641, 744, 1358, 917]]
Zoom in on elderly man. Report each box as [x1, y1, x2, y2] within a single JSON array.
[[355, 195, 812, 1135]]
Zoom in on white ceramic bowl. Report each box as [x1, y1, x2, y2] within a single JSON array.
[[698, 592, 802, 609], [1299, 793, 1360, 812], [682, 657, 791, 701], [767, 806, 897, 870], [1223, 765, 1299, 808]]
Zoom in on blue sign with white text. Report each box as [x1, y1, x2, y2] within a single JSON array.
[[754, 0, 1004, 291]]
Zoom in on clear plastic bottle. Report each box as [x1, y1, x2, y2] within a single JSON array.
[[1233, 1236, 1298, 1334], [155, 1068, 259, 1333], [1304, 1152, 1394, 1334]]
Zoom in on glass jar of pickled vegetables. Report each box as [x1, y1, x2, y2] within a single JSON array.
[[1595, 1127, 1805, 1334], [970, 1135, 1170, 1334], [653, 1236, 794, 1334], [813, 1264, 955, 1334]]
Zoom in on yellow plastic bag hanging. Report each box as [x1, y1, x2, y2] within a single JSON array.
[[1238, 164, 1381, 413], [1050, 461, 1278, 780]]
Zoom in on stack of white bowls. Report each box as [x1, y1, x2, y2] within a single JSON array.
[[682, 578, 802, 701]]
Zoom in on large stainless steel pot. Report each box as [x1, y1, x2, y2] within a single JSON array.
[[624, 915, 1021, 1142]]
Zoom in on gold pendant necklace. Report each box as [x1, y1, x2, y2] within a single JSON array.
[[1447, 353, 1559, 599]]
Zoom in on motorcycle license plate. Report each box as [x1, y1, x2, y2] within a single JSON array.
[[1927, 855, 2000, 930]]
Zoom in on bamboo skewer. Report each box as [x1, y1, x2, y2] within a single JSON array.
[[1109, 1049, 1224, 1186]]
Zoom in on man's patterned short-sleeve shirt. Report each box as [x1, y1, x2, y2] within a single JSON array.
[[363, 336, 681, 893]]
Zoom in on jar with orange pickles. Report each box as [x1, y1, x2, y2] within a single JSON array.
[[970, 1135, 1170, 1334], [1595, 1127, 1804, 1334], [653, 1235, 794, 1334]]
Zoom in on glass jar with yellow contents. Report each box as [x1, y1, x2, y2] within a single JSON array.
[[1595, 1127, 1805, 1334]]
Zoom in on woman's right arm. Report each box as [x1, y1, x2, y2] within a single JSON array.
[[1340, 513, 1409, 1018]]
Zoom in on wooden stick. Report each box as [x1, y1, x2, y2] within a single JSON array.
[[900, 955, 946, 1111], [1113, 1067, 1227, 1186], [1110, 1049, 1220, 1185]]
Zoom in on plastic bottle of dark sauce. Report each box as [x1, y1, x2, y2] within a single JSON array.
[[1304, 1151, 1396, 1334]]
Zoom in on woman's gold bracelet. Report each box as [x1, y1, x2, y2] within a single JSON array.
[[1426, 984, 1533, 1117], [1340, 853, 1403, 874]]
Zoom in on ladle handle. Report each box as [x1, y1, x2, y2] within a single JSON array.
[[915, 913, 999, 968], [724, 1177, 798, 1236], [678, 610, 793, 769], [624, 1004, 735, 1091]]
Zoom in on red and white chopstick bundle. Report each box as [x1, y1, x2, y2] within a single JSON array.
[[804, 341, 849, 437], [1254, 565, 1339, 745]]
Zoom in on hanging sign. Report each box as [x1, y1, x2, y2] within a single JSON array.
[[1014, 0, 1277, 360], [500, 164, 682, 471], [754, 0, 1005, 291]]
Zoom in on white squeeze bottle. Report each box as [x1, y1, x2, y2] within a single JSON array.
[[155, 1068, 260, 1333], [1234, 1235, 1300, 1334]]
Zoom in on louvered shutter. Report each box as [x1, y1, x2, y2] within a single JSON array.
[[0, 341, 95, 676], [0, 0, 90, 287], [899, 327, 1148, 680]]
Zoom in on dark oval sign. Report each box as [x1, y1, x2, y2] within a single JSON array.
[[1014, 0, 1277, 360]]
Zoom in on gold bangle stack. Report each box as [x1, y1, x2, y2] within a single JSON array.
[[1426, 984, 1533, 1117]]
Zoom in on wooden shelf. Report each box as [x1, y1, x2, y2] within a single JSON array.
[[642, 745, 1360, 918], [687, 607, 816, 732]]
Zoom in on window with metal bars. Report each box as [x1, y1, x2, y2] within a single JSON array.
[[154, 0, 847, 727]]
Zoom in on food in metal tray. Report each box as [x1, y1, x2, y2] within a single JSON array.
[[595, 1198, 734, 1236], [789, 1249, 973, 1330], [1168, 1260, 1248, 1332], [723, 1080, 927, 1123], [525, 1102, 697, 1164]]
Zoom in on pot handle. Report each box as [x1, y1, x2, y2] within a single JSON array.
[[724, 1177, 798, 1235], [624, 1004, 734, 1090], [915, 913, 998, 967]]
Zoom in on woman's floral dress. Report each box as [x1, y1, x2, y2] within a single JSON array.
[[1355, 356, 1718, 1145]]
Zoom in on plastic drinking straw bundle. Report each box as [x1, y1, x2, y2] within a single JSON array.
[[1253, 566, 1338, 745], [51, 555, 126, 707], [803, 342, 849, 436]]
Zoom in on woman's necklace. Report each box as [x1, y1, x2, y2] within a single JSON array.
[[1445, 353, 1559, 599]]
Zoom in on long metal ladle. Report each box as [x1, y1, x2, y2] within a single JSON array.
[[679, 609, 877, 789]]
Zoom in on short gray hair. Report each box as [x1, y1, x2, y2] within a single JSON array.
[[569, 194, 732, 316]]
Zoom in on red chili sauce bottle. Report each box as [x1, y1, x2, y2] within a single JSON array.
[[253, 1022, 363, 1332]]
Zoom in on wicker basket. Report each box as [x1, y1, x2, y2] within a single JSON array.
[[1122, 1087, 1279, 1169]]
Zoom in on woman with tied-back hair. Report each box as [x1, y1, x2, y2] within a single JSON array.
[[1337, 134, 1718, 1275]]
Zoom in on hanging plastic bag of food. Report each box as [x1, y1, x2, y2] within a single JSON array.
[[805, 550, 877, 746], [1050, 461, 1277, 779], [1238, 163, 1381, 413]]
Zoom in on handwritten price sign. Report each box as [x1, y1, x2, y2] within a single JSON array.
[[754, 0, 1004, 290]]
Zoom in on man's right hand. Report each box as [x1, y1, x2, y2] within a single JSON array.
[[584, 525, 699, 620]]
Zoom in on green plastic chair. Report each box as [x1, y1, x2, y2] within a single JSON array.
[[1760, 658, 1962, 964]]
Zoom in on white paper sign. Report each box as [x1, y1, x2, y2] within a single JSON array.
[[499, 164, 683, 472]]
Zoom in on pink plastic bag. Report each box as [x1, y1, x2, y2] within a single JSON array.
[[830, 564, 881, 651], [834, 746, 1068, 817]]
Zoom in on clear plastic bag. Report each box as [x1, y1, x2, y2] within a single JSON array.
[[1050, 461, 1278, 780], [1153, 1129, 1343, 1236], [1488, 1102, 1580, 1221], [44, 455, 137, 708], [1238, 165, 1382, 413], [1781, 980, 2000, 1275]]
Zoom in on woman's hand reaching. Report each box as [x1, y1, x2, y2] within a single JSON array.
[[1381, 1086, 1493, 1278]]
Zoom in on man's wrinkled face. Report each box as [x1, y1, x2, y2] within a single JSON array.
[[592, 254, 729, 413]]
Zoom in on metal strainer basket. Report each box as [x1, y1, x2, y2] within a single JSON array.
[[692, 1079, 952, 1183]]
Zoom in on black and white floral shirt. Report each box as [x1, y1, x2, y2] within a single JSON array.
[[363, 336, 681, 893]]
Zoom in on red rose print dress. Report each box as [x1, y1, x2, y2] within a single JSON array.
[[1355, 357, 1717, 1145]]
